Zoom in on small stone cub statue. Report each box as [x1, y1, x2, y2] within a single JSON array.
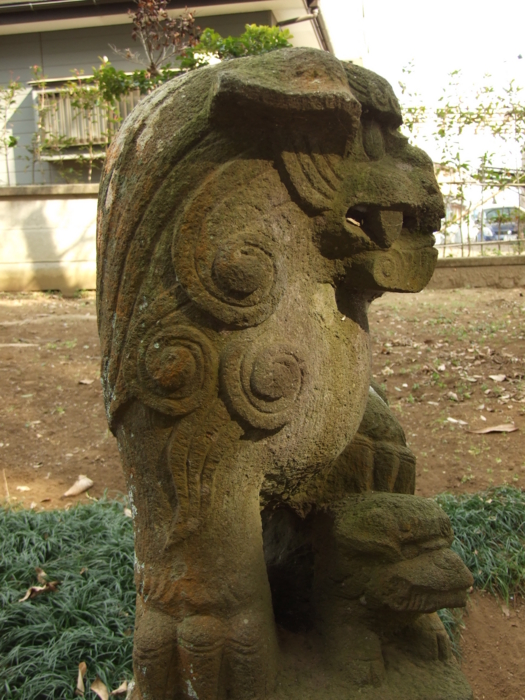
[[97, 47, 473, 700]]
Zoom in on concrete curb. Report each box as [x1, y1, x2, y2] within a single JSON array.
[[0, 184, 99, 197], [429, 255, 525, 289]]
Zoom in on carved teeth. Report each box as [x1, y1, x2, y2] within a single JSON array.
[[346, 207, 404, 248], [366, 210, 404, 247]]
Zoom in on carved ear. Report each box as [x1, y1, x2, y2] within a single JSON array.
[[208, 48, 361, 136]]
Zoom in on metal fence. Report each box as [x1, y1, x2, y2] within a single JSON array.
[[436, 239, 525, 258], [436, 179, 525, 258]]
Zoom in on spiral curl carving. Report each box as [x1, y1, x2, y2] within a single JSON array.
[[172, 161, 286, 328], [133, 323, 218, 418], [221, 341, 307, 430], [175, 229, 284, 327]]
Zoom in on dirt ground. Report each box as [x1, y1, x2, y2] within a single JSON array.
[[1, 286, 524, 699], [461, 591, 525, 700]]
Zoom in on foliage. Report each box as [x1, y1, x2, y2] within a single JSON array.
[[1, 486, 524, 690], [96, 24, 293, 96], [65, 69, 122, 182], [400, 65, 525, 176], [93, 58, 179, 102], [437, 606, 465, 659], [0, 80, 22, 186], [180, 24, 293, 70], [435, 485, 525, 656], [24, 21, 292, 183], [116, 2, 199, 77], [437, 485, 525, 601], [398, 65, 525, 240], [0, 500, 135, 699]]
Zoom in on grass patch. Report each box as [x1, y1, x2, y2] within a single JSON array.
[[0, 500, 134, 699], [436, 606, 465, 659], [437, 485, 525, 601], [437, 485, 525, 658], [2, 486, 524, 695]]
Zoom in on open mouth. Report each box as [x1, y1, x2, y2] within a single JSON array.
[[345, 205, 441, 249], [342, 205, 441, 294]]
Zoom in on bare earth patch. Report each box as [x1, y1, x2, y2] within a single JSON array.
[[461, 592, 525, 700], [370, 288, 525, 499], [0, 292, 125, 508], [1, 286, 524, 699]]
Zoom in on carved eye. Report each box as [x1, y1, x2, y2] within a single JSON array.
[[362, 120, 385, 160]]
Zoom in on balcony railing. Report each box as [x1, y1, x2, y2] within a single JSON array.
[[31, 81, 142, 161]]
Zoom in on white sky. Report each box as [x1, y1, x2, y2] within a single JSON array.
[[321, 0, 525, 102], [321, 0, 525, 206]]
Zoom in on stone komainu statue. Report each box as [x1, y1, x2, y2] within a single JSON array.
[[97, 48, 473, 700]]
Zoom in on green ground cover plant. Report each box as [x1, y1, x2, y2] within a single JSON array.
[[0, 500, 134, 699], [1, 486, 524, 697], [436, 485, 525, 656], [438, 485, 525, 600]]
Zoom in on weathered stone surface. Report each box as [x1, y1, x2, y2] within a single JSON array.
[[97, 47, 472, 699]]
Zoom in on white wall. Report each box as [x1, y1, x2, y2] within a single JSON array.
[[0, 185, 98, 292]]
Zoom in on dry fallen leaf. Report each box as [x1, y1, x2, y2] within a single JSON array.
[[468, 424, 518, 435], [123, 508, 132, 518], [76, 661, 88, 696], [501, 604, 510, 618], [447, 391, 459, 402], [447, 417, 468, 426], [63, 475, 94, 498], [78, 378, 94, 385], [91, 677, 109, 700], [110, 680, 128, 696], [16, 485, 30, 492], [35, 567, 47, 584], [489, 374, 506, 382], [19, 580, 59, 602]]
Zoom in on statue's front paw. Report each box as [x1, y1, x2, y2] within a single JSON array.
[[325, 383, 416, 497], [132, 607, 275, 700], [341, 434, 416, 494], [316, 619, 385, 688], [392, 612, 454, 663]]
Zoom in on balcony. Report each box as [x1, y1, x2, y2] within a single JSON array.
[[30, 77, 142, 162]]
